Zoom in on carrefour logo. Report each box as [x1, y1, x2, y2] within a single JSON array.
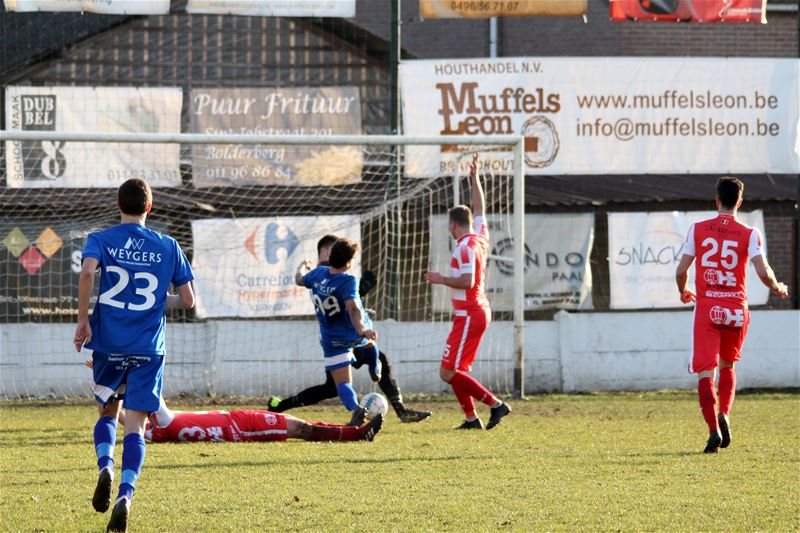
[[244, 223, 299, 264]]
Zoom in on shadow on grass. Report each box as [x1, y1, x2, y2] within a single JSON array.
[[152, 454, 482, 471], [3, 454, 482, 476], [623, 451, 697, 458], [0, 437, 91, 448]]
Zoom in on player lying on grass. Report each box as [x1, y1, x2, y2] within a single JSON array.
[[270, 234, 431, 424], [144, 397, 383, 443], [84, 362, 383, 443], [675, 176, 789, 454]]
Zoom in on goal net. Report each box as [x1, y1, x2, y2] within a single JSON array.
[[0, 130, 525, 401]]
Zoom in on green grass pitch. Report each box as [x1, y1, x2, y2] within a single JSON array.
[[1, 392, 798, 532]]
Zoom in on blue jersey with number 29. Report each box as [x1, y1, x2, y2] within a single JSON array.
[[81, 223, 194, 356], [302, 266, 370, 347]]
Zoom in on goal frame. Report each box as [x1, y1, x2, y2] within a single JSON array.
[[0, 130, 527, 398]]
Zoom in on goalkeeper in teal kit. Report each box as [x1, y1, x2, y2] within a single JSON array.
[[295, 237, 380, 425]]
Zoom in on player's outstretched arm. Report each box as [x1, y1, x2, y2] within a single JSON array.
[[752, 255, 789, 298], [675, 254, 696, 303], [425, 271, 474, 290], [74, 256, 99, 352], [345, 299, 376, 340], [167, 281, 195, 309], [468, 154, 484, 218], [295, 259, 313, 286]]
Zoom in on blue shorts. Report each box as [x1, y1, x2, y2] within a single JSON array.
[[91, 351, 164, 414], [321, 337, 374, 371]]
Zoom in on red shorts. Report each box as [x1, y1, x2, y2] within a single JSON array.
[[691, 299, 750, 373], [230, 410, 288, 442], [441, 307, 491, 372]]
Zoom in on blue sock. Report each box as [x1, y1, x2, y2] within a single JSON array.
[[117, 433, 146, 501], [336, 382, 359, 411], [94, 416, 117, 472]]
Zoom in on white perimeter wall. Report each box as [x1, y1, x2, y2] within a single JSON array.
[[1, 310, 797, 399]]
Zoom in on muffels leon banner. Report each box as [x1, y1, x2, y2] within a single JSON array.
[[437, 82, 560, 136], [433, 76, 562, 171]]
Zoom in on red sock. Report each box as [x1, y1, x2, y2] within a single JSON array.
[[450, 371, 498, 407], [718, 368, 736, 416], [698, 377, 719, 432], [451, 382, 476, 418], [306, 423, 362, 442]]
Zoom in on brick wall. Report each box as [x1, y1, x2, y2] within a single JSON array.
[[763, 213, 797, 308]]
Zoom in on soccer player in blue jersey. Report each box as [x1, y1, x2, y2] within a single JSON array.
[[295, 237, 379, 425], [73, 178, 195, 533], [270, 234, 431, 423]]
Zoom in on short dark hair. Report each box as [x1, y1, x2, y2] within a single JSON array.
[[317, 234, 338, 255], [117, 178, 152, 216], [448, 205, 472, 228], [716, 176, 744, 210], [329, 238, 360, 269]]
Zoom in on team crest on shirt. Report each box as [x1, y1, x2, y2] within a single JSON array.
[[263, 413, 277, 426], [703, 269, 736, 288], [124, 238, 145, 250], [709, 306, 744, 328]]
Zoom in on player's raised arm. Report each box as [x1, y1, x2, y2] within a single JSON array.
[[751, 255, 789, 298], [74, 256, 99, 352], [469, 154, 484, 218], [295, 260, 313, 287]]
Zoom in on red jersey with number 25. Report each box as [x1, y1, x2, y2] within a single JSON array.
[[450, 216, 490, 312], [147, 410, 288, 443], [682, 214, 763, 304]]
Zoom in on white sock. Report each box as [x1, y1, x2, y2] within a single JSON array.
[[152, 397, 175, 427], [114, 495, 131, 507], [491, 400, 503, 409]]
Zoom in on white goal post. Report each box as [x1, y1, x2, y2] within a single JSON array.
[[0, 131, 526, 398]]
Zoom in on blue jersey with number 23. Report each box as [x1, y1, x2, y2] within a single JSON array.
[[81, 223, 194, 356]]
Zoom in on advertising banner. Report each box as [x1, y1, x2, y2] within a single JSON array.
[[186, 0, 355, 17], [0, 220, 105, 319], [400, 58, 798, 176], [420, 0, 586, 18], [429, 213, 594, 311], [610, 0, 766, 23], [191, 216, 361, 318], [608, 210, 768, 309], [2, 0, 169, 13], [4, 86, 182, 188], [190, 87, 363, 187]]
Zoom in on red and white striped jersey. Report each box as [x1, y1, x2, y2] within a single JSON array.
[[449, 216, 491, 312], [147, 410, 287, 443], [682, 213, 763, 304]]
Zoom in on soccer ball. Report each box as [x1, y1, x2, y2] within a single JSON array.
[[359, 392, 388, 419]]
